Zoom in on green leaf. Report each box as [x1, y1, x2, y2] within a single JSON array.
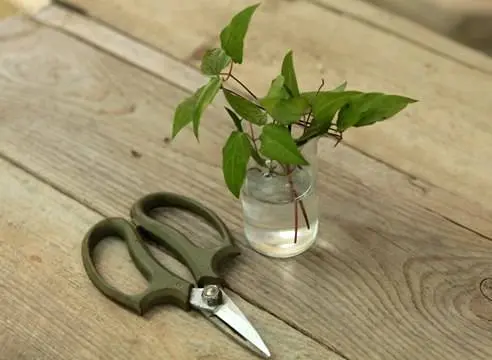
[[200, 48, 231, 76], [172, 95, 197, 138], [263, 75, 289, 101], [220, 3, 260, 64], [250, 148, 266, 167], [309, 91, 361, 125], [336, 93, 378, 130], [281, 50, 300, 97], [193, 76, 222, 139], [260, 74, 303, 123], [224, 89, 267, 125], [259, 124, 308, 165], [225, 107, 243, 132], [300, 90, 360, 130], [354, 94, 418, 127], [222, 131, 251, 198], [337, 92, 417, 131], [296, 90, 360, 144], [261, 97, 309, 125], [333, 81, 347, 92]]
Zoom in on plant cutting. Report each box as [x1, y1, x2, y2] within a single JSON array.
[[171, 2, 417, 258]]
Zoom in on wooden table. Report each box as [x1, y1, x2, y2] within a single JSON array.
[[1, 1, 492, 359]]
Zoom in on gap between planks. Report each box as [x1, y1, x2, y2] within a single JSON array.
[[31, 4, 438, 184], [9, 0, 51, 14], [0, 153, 345, 360], [1, 15, 492, 359], [0, 15, 351, 358], [0, 21, 348, 356], [29, 1, 492, 229], [310, 0, 492, 76], [30, 4, 492, 240], [51, 0, 492, 77]]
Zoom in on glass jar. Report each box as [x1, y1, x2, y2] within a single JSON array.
[[240, 139, 319, 258]]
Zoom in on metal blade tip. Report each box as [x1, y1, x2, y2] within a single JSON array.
[[214, 292, 271, 358]]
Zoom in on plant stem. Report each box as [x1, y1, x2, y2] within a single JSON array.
[[293, 198, 299, 244], [248, 123, 259, 153], [286, 167, 299, 244], [220, 70, 314, 243], [288, 167, 310, 230], [334, 133, 343, 147], [302, 79, 325, 134], [220, 73, 258, 100], [222, 86, 265, 110], [298, 195, 310, 230], [286, 165, 311, 244], [223, 62, 233, 81]]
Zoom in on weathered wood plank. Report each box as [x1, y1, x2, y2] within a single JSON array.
[[33, 5, 205, 93], [9, 0, 50, 14], [312, 0, 492, 72], [1, 15, 492, 360], [54, 0, 492, 68], [43, 0, 492, 218], [359, 0, 492, 30], [353, 0, 463, 33], [31, 5, 492, 240], [0, 0, 17, 18], [0, 134, 341, 359]]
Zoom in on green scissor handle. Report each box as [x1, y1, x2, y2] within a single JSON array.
[[81, 217, 193, 315], [130, 192, 241, 287], [81, 192, 241, 316]]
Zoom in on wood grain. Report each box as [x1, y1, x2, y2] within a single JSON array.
[[47, 0, 492, 219], [33, 5, 206, 93], [0, 0, 17, 18], [358, 0, 463, 33], [313, 0, 492, 72], [356, 0, 492, 56], [9, 0, 50, 14], [0, 127, 341, 359], [1, 15, 492, 360], [361, 0, 492, 28], [33, 4, 492, 240], [61, 0, 492, 75]]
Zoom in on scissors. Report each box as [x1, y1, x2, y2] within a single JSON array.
[[81, 192, 271, 358]]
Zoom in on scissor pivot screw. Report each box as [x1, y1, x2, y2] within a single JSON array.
[[202, 285, 223, 306]]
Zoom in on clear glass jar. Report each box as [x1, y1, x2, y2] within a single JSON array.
[[240, 139, 319, 258]]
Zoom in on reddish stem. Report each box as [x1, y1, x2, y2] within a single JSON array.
[[286, 165, 312, 244], [220, 72, 257, 100], [286, 166, 310, 230], [298, 197, 310, 230], [248, 122, 259, 154], [294, 199, 299, 244], [287, 168, 299, 244], [223, 62, 233, 81]]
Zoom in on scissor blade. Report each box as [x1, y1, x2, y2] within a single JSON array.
[[214, 292, 271, 358]]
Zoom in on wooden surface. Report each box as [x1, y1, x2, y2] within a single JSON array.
[[0, 0, 16, 18], [0, 5, 492, 359], [0, 148, 338, 360], [361, 0, 492, 56], [315, 0, 492, 72], [361, 0, 464, 33], [59, 0, 492, 219], [8, 0, 50, 14]]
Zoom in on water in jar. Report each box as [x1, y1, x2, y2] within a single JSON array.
[[240, 166, 319, 258]]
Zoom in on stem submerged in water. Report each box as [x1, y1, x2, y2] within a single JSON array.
[[220, 70, 314, 245], [286, 165, 311, 244], [298, 195, 310, 230], [286, 169, 299, 244], [293, 197, 299, 244]]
